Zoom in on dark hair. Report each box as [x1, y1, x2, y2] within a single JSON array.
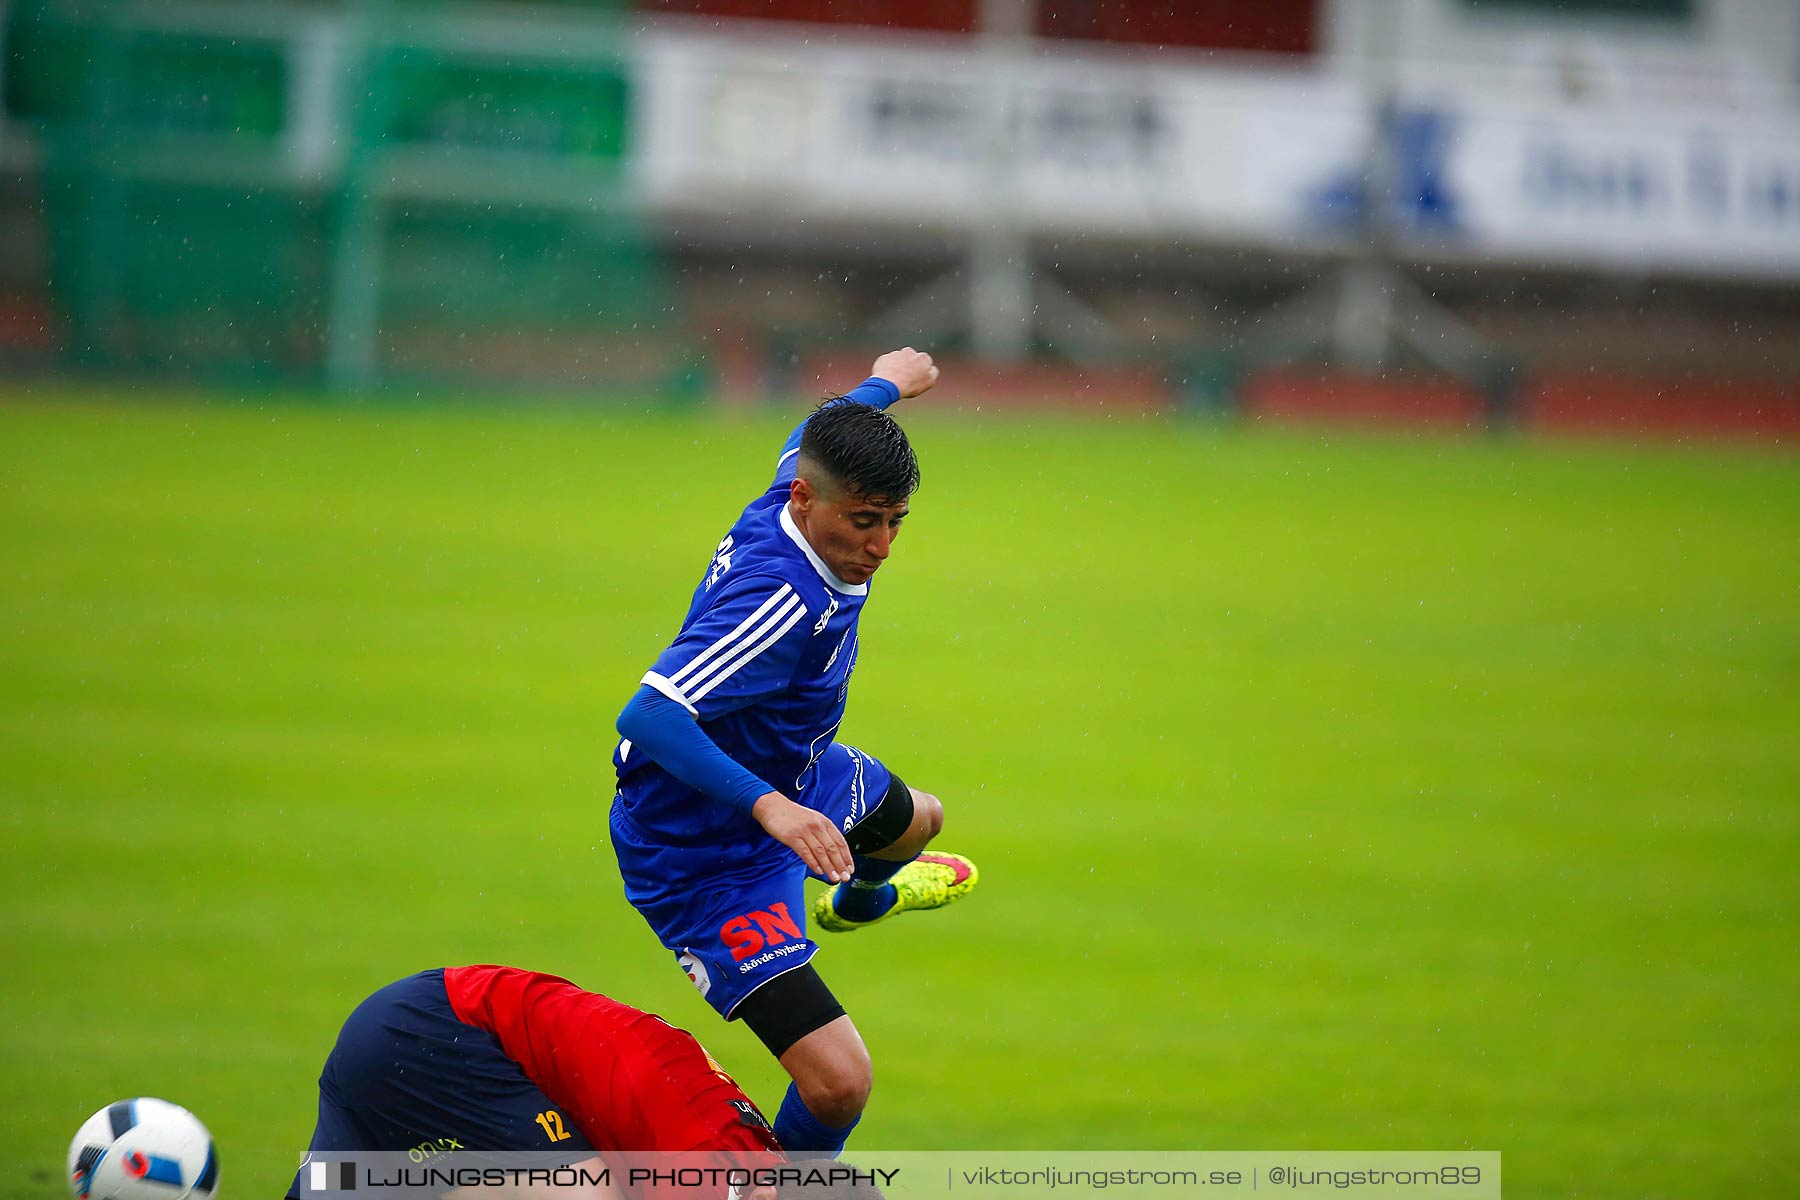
[[797, 400, 920, 503]]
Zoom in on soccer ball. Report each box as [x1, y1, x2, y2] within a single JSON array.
[[67, 1099, 218, 1200]]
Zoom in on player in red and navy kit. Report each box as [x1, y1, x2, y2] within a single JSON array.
[[286, 966, 781, 1199], [610, 348, 978, 1158]]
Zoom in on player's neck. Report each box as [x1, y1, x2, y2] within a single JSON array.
[[779, 502, 866, 596]]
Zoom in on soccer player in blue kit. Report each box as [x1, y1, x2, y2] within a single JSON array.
[[610, 347, 978, 1158]]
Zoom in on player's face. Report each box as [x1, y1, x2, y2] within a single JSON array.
[[793, 479, 909, 586]]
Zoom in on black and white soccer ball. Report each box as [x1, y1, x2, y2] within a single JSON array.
[[68, 1099, 218, 1200]]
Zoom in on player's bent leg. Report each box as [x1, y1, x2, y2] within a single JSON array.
[[814, 766, 977, 932], [859, 786, 943, 862], [776, 1016, 873, 1153], [827, 847, 978, 929], [735, 965, 867, 1155]]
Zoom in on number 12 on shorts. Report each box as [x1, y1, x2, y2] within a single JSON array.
[[535, 1110, 572, 1141]]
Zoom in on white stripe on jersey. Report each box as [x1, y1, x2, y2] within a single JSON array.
[[640, 672, 698, 715], [669, 584, 795, 689], [688, 600, 810, 702], [678, 591, 804, 698]]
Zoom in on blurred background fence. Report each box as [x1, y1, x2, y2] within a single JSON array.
[[3, 0, 1799, 433]]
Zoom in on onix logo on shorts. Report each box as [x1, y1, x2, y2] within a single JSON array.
[[678, 951, 712, 998], [719, 903, 802, 962]]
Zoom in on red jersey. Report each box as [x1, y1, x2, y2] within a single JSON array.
[[444, 965, 781, 1157]]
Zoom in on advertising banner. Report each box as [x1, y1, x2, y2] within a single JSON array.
[[633, 29, 1366, 240], [1425, 101, 1800, 279], [634, 26, 1800, 280]]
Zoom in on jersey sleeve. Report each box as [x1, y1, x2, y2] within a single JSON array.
[[615, 685, 771, 810], [641, 574, 813, 721], [771, 376, 903, 488]]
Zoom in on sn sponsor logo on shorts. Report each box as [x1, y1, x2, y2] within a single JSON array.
[[718, 902, 803, 964]]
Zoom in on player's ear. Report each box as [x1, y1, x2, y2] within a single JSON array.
[[790, 475, 815, 513]]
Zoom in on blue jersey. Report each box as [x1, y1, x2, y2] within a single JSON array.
[[613, 380, 897, 846]]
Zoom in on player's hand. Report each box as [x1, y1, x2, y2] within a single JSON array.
[[751, 792, 854, 883], [871, 347, 939, 399]]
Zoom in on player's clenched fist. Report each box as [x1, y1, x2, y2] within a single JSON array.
[[871, 346, 939, 399], [751, 792, 854, 882]]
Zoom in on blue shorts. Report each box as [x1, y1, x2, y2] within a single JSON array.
[[611, 743, 892, 1019], [285, 970, 594, 1197]]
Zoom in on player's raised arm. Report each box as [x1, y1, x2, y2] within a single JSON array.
[[772, 347, 939, 485]]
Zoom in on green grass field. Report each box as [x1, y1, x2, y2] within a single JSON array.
[[2, 389, 1796, 1198]]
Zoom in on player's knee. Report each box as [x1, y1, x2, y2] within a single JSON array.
[[800, 1046, 872, 1125], [910, 787, 944, 843]]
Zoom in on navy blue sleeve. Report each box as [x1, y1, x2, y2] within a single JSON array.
[[616, 685, 772, 813], [772, 376, 903, 487]]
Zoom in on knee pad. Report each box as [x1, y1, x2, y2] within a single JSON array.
[[845, 771, 915, 856], [735, 964, 846, 1058]]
